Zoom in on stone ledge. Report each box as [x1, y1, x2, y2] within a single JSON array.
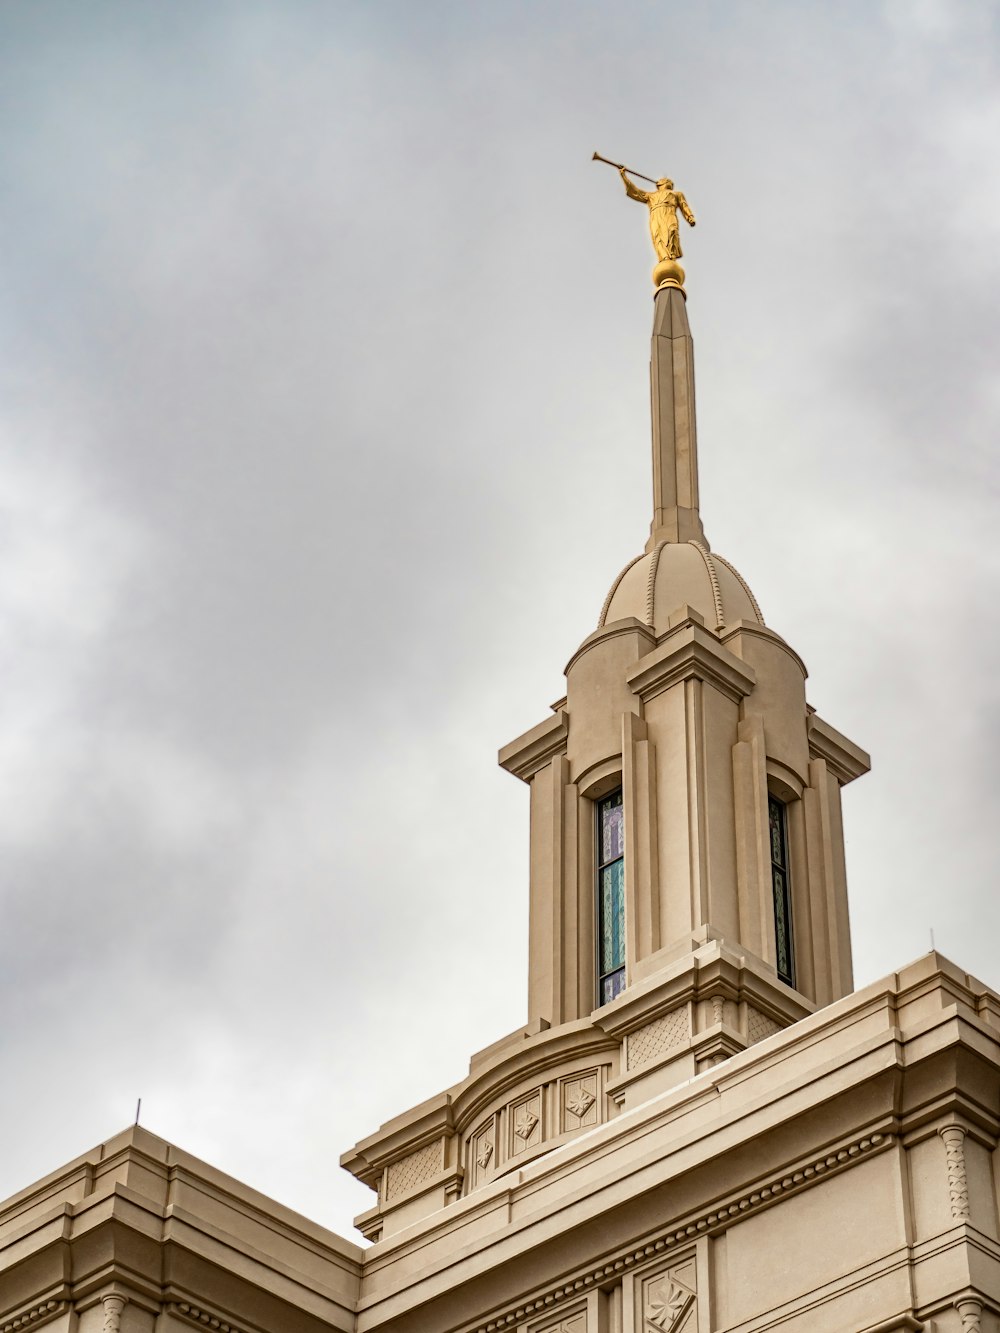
[[808, 710, 871, 784], [627, 619, 756, 704], [353, 955, 1000, 1333], [0, 1300, 67, 1333], [470, 1129, 894, 1333], [498, 710, 569, 782]]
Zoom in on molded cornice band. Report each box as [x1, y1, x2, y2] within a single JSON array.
[[627, 621, 756, 704]]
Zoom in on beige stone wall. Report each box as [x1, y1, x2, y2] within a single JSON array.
[[5, 960, 995, 1333], [346, 957, 1000, 1333], [0, 1126, 362, 1333]]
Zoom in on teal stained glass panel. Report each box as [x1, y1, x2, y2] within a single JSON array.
[[600, 860, 625, 974]]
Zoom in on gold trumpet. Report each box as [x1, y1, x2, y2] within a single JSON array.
[[592, 151, 658, 185]]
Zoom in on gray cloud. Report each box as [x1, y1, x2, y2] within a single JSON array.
[[1, 0, 997, 1235]]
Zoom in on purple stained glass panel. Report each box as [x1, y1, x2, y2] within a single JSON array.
[[601, 970, 626, 1005], [769, 797, 785, 867], [768, 797, 794, 985], [600, 791, 624, 863]]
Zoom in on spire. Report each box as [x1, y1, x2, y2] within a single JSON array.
[[589, 153, 704, 550], [645, 285, 706, 551]]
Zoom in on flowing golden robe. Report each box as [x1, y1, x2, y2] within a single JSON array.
[[620, 170, 696, 261]]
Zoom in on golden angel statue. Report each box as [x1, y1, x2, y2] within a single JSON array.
[[619, 167, 696, 261]]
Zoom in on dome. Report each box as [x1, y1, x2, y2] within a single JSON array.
[[598, 540, 764, 635]]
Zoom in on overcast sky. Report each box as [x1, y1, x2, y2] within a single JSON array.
[[2, 0, 998, 1240]]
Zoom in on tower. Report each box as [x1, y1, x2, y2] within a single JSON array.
[[341, 272, 870, 1237], [500, 280, 869, 1072]]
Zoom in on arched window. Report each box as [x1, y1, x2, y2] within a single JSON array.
[[768, 795, 794, 986], [597, 790, 625, 1005]]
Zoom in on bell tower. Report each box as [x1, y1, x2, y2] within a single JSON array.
[[343, 220, 871, 1243], [499, 276, 869, 1097]]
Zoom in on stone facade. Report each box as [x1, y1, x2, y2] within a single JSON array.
[[3, 282, 998, 1332], [5, 957, 1000, 1331]]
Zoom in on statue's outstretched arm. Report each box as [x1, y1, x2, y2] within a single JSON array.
[[620, 166, 650, 204], [677, 193, 696, 226]]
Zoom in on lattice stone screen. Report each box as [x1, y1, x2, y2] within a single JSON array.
[[627, 1009, 690, 1069], [385, 1139, 443, 1200]]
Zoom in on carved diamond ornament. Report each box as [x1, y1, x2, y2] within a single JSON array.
[[514, 1109, 539, 1140], [476, 1139, 494, 1169], [644, 1277, 694, 1330], [566, 1087, 595, 1120]]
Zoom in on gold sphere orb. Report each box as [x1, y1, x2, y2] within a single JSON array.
[[652, 258, 685, 290]]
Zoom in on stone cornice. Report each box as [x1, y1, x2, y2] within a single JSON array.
[[469, 1130, 893, 1333], [340, 1094, 456, 1182], [497, 710, 568, 782], [168, 1304, 255, 1333], [359, 1039, 899, 1295], [452, 1024, 619, 1131], [468, 1018, 551, 1075], [563, 617, 657, 676], [7, 962, 1000, 1333], [627, 621, 756, 705], [0, 1301, 67, 1333], [355, 955, 1000, 1331], [593, 938, 813, 1040], [720, 619, 808, 679], [808, 711, 871, 785], [0, 1128, 362, 1270], [0, 1132, 361, 1333]]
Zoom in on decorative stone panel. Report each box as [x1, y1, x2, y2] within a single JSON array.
[[627, 1009, 690, 1070], [746, 1006, 782, 1045], [637, 1256, 696, 1332], [561, 1072, 599, 1132], [461, 1061, 614, 1195], [510, 1091, 543, 1155], [385, 1138, 443, 1200], [472, 1118, 498, 1186]]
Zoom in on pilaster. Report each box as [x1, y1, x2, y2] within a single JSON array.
[[628, 617, 753, 956], [803, 755, 854, 1003], [732, 713, 772, 965], [622, 711, 659, 967]]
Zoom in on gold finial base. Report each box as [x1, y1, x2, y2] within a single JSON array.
[[653, 258, 685, 290]]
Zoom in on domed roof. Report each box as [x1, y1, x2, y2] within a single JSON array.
[[598, 540, 764, 635]]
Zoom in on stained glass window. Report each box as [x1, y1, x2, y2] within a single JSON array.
[[768, 796, 794, 986], [597, 790, 625, 1005]]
